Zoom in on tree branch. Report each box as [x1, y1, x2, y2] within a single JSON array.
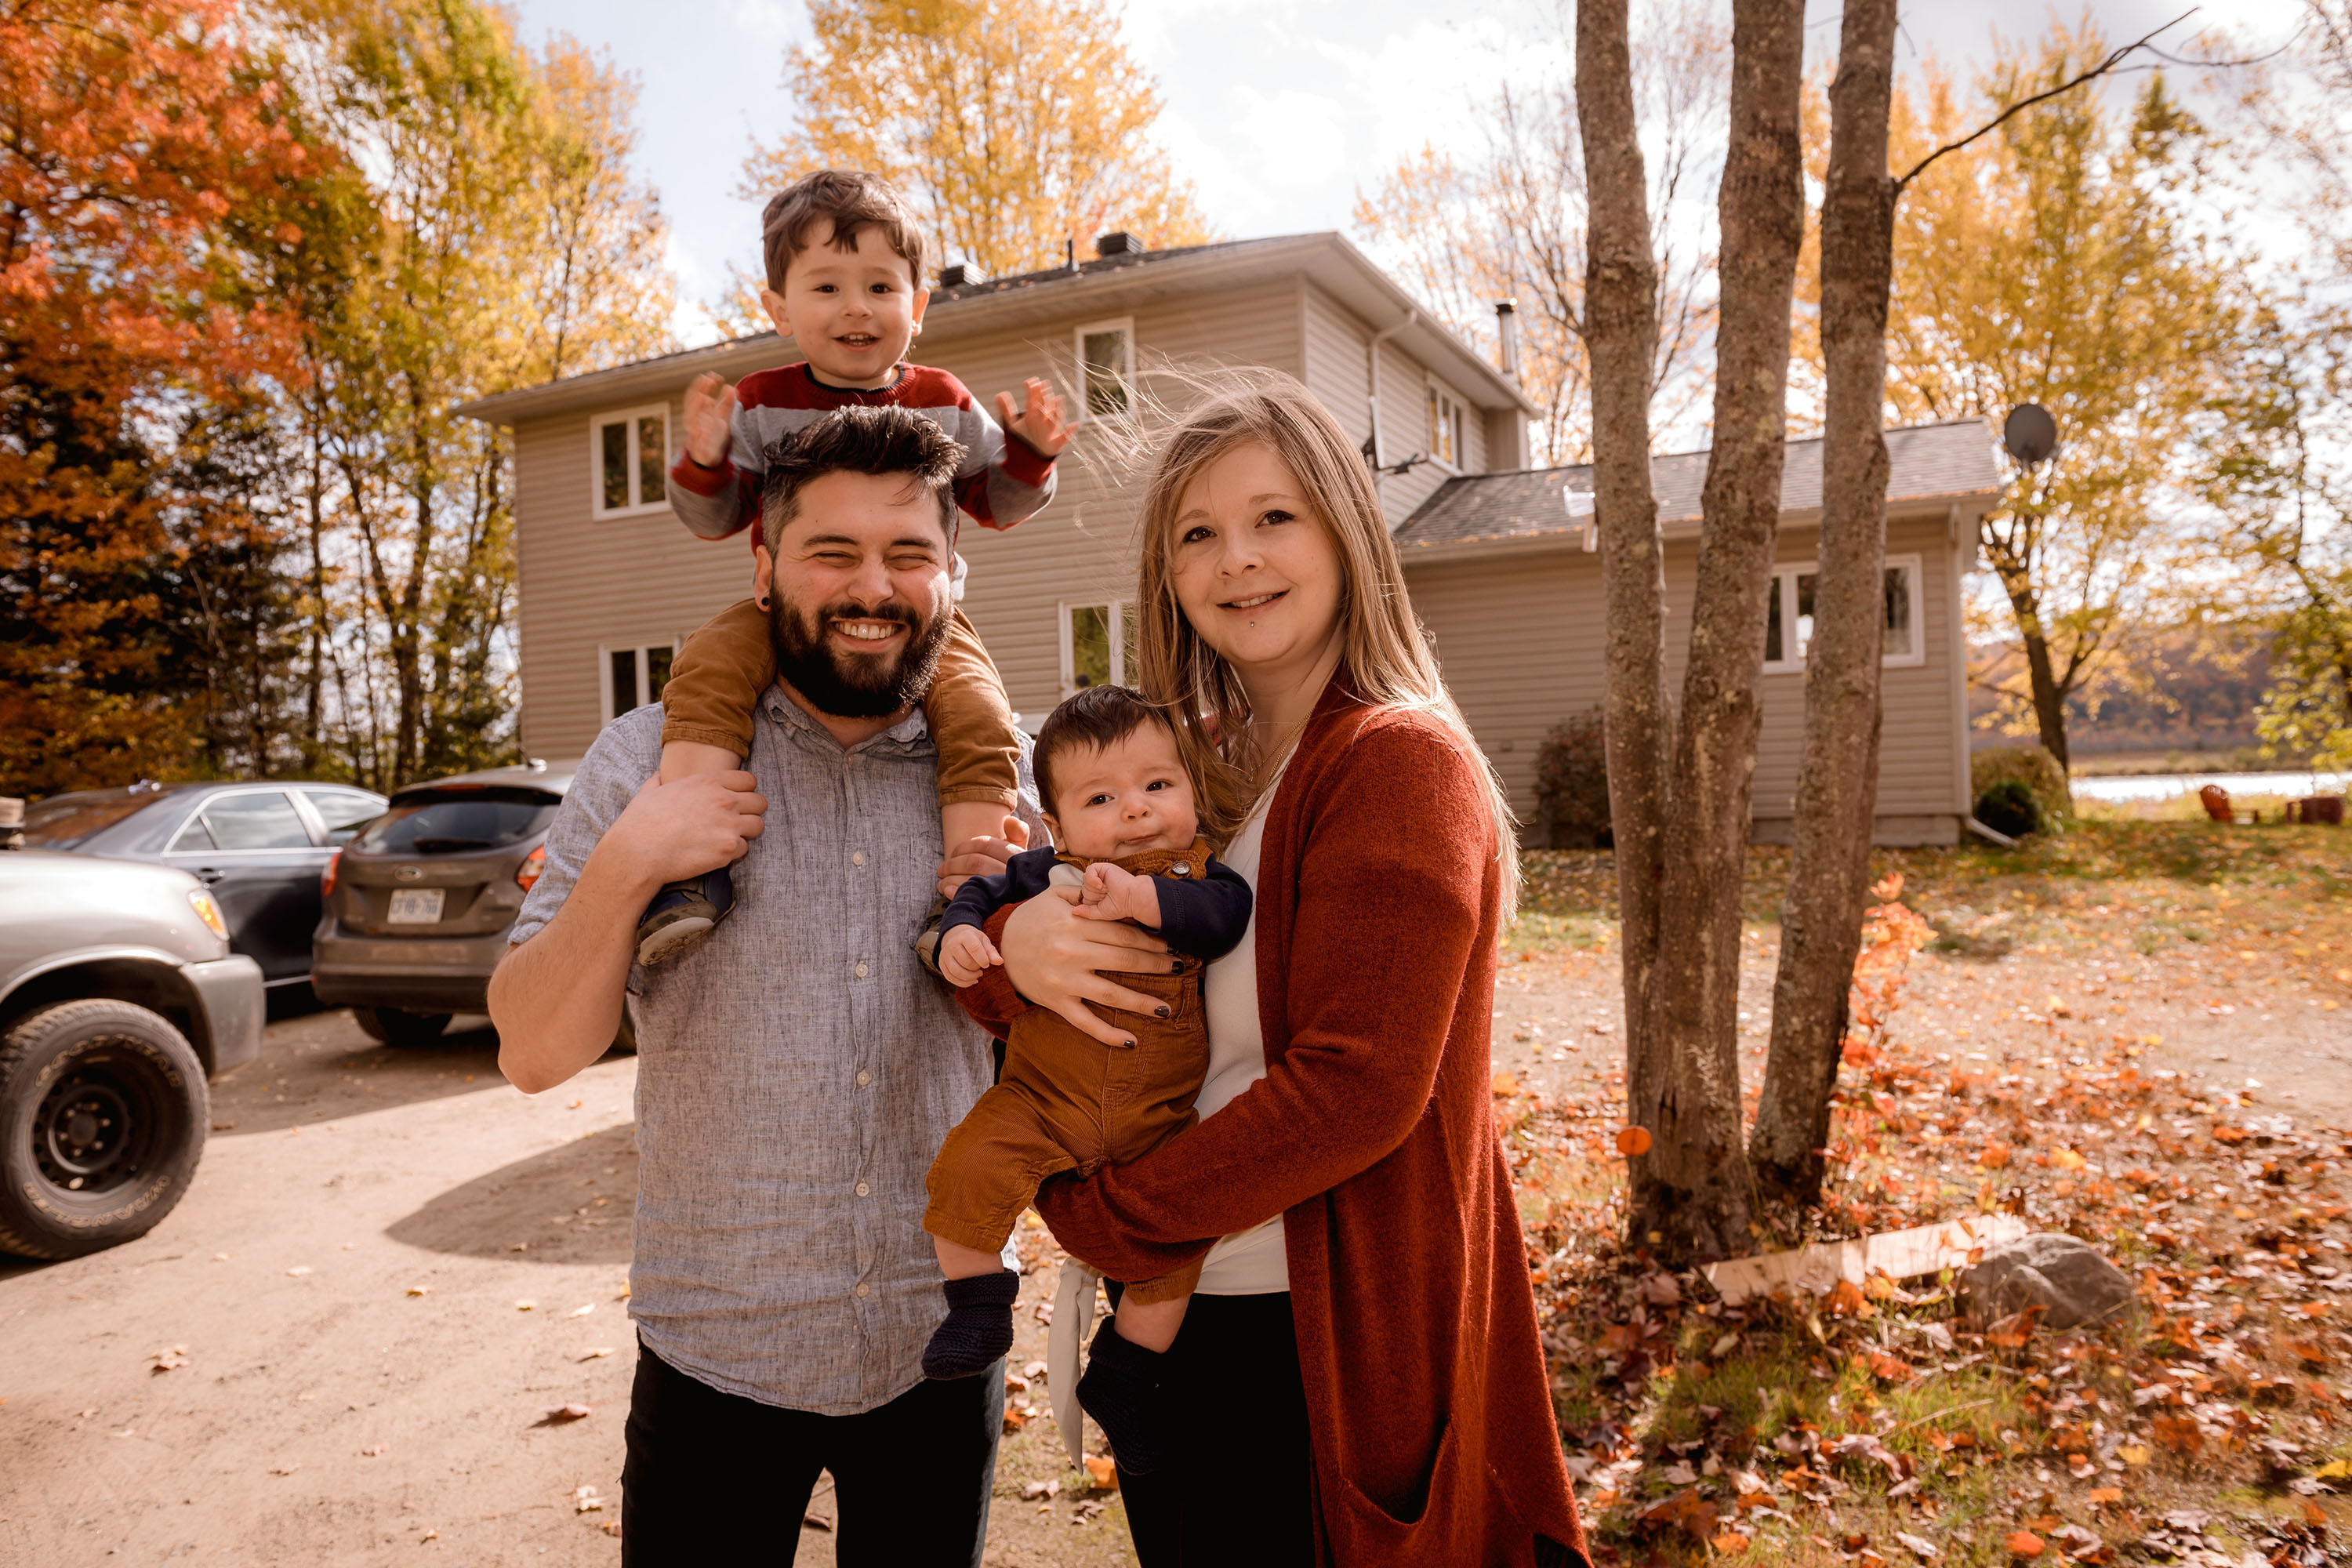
[[1896, 11, 2197, 194]]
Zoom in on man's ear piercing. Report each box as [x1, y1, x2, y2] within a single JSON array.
[[757, 595, 770, 609]]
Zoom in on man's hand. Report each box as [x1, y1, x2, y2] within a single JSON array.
[[996, 377, 1073, 457], [683, 371, 739, 468], [938, 924, 1001, 989], [936, 814, 1029, 898], [1076, 862, 1162, 928], [598, 771, 768, 898]]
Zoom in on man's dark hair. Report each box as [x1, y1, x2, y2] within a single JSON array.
[[1033, 684, 1175, 816], [761, 169, 928, 292], [760, 405, 964, 555]]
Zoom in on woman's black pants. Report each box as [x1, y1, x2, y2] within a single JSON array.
[[1113, 1290, 1315, 1566]]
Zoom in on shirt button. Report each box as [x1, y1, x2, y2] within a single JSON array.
[[854, 960, 869, 979], [855, 1282, 869, 1298], [856, 1070, 871, 1087], [852, 851, 866, 867], [855, 1181, 869, 1197]]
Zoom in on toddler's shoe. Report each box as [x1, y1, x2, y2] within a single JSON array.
[[634, 866, 735, 967], [1076, 1320, 1174, 1475], [921, 1269, 1020, 1379]]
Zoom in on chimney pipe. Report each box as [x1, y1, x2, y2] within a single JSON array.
[[1494, 299, 1520, 383]]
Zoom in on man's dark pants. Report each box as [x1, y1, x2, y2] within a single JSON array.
[[621, 1338, 1003, 1564]]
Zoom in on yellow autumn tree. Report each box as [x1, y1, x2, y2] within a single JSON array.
[[744, 0, 1214, 281], [1877, 27, 2239, 771]]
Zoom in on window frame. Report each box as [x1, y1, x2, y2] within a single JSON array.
[[1057, 600, 1132, 699], [1425, 376, 1469, 474], [589, 403, 674, 521], [1073, 318, 1136, 424], [597, 637, 682, 724], [1759, 552, 1927, 674]]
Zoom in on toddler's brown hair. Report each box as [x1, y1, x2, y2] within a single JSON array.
[[761, 169, 928, 292]]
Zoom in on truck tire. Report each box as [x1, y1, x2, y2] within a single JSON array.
[[0, 1000, 209, 1261], [356, 1007, 450, 1047]]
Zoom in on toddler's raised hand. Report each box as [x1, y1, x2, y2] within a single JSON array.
[[938, 924, 1002, 989], [996, 377, 1073, 457], [683, 371, 739, 467]]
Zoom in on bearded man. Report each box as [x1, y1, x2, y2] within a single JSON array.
[[490, 405, 1040, 1564]]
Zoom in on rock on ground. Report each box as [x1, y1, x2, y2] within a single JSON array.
[[1958, 1232, 2136, 1329]]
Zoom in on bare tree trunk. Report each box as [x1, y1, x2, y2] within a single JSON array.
[[1576, 0, 1675, 1237], [1751, 0, 1899, 1218], [1986, 546, 2072, 771], [1632, 0, 1806, 1262]]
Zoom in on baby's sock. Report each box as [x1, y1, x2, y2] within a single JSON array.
[[1076, 1321, 1174, 1475], [920, 1269, 1019, 1380]]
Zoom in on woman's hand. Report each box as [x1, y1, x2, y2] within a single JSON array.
[[1000, 885, 1172, 1048]]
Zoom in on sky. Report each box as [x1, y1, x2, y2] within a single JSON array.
[[502, 0, 2314, 347]]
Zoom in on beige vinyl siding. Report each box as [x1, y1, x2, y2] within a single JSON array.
[[1372, 338, 1449, 518], [1300, 285, 1373, 452], [512, 395, 755, 762], [949, 280, 1305, 725], [1402, 506, 1970, 846]]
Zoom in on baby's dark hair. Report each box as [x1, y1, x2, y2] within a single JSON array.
[[761, 169, 927, 292], [1033, 684, 1174, 815]]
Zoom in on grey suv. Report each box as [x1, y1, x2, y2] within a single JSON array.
[[0, 809, 265, 1258], [312, 761, 583, 1047]]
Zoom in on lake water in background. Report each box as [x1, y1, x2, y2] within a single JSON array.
[[2070, 770, 2350, 802]]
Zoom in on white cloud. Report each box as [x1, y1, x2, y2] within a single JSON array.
[[1231, 88, 1349, 190], [662, 230, 724, 348]]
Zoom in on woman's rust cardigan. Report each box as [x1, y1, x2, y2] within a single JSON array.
[[961, 681, 1588, 1566]]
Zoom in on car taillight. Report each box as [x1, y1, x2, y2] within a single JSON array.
[[321, 848, 342, 898], [515, 844, 546, 891]]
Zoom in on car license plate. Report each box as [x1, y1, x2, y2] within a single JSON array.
[[387, 887, 445, 924]]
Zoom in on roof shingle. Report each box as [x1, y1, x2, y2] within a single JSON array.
[[1391, 419, 2002, 552]]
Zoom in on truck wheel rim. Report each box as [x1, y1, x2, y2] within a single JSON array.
[[33, 1055, 159, 1196]]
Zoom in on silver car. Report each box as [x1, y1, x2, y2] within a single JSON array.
[[0, 822, 265, 1258]]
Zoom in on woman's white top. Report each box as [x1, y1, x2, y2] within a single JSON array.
[[1192, 774, 1289, 1295]]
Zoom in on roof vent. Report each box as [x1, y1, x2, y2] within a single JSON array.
[[1094, 231, 1140, 258], [938, 263, 981, 288]]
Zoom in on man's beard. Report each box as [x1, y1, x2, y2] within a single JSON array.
[[768, 591, 953, 719]]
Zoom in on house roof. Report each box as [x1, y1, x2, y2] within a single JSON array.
[[456, 231, 1537, 426], [1390, 419, 2003, 557]]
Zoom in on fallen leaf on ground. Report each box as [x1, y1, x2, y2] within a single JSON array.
[[542, 1403, 591, 1422], [285, 1266, 312, 1277], [514, 1299, 536, 1312], [1082, 1454, 1118, 1490], [568, 1304, 594, 1318], [2005, 1530, 2044, 1559], [269, 1464, 299, 1476], [405, 1285, 430, 1297], [149, 1345, 188, 1373], [578, 1347, 613, 1361], [1895, 1531, 1939, 1560], [361, 1446, 386, 1457]]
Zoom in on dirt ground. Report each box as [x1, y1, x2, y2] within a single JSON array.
[[5, 826, 2345, 1566], [0, 1007, 1134, 1568]]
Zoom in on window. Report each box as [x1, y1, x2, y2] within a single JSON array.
[[601, 641, 677, 722], [180, 790, 314, 851], [1425, 380, 1469, 470], [355, 790, 558, 855], [1762, 554, 1927, 673], [1075, 319, 1134, 420], [1059, 601, 1138, 697], [299, 787, 387, 845], [590, 405, 672, 520]]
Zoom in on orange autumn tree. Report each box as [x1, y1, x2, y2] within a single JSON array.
[[0, 1, 327, 794]]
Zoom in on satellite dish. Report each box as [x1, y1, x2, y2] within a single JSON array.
[[2003, 404, 2057, 466]]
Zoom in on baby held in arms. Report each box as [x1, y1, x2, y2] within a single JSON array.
[[920, 684, 1250, 1475]]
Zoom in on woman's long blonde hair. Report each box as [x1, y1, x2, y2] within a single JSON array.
[[1129, 371, 1521, 917]]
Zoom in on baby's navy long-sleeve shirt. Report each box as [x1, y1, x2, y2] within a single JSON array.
[[939, 842, 1253, 962]]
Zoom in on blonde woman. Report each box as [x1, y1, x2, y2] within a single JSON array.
[[956, 376, 1587, 1566]]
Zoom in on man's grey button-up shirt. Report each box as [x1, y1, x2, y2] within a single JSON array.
[[510, 692, 1039, 1415]]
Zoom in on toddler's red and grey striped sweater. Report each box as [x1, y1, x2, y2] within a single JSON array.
[[665, 361, 1056, 546]]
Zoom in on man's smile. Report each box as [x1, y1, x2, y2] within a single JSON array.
[[832, 617, 906, 644]]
